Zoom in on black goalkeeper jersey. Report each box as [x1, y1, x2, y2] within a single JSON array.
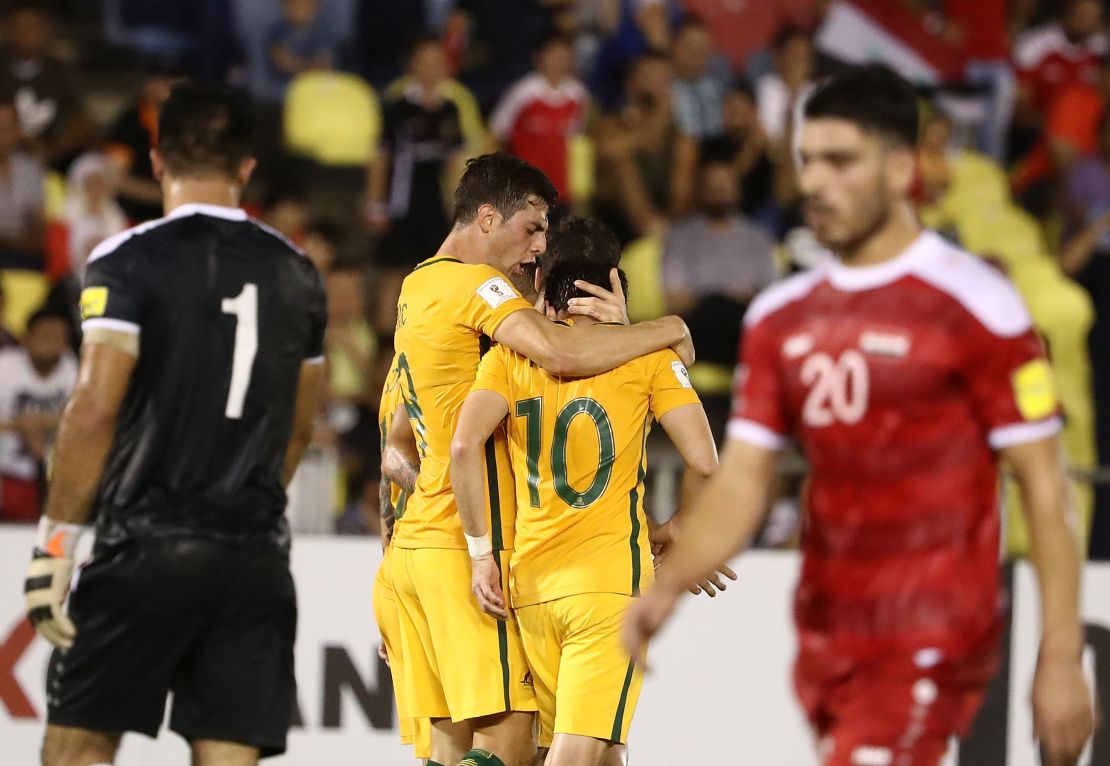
[[79, 203, 327, 551]]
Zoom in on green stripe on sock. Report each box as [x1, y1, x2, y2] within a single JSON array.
[[610, 659, 637, 742]]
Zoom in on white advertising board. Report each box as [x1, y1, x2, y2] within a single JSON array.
[[1, 529, 1105, 764]]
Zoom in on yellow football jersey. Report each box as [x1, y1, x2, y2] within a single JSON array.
[[471, 330, 702, 607], [378, 354, 407, 521], [391, 256, 533, 549]]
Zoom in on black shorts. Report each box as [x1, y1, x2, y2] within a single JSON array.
[[47, 537, 297, 757]]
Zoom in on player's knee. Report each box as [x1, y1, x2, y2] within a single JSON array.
[[41, 725, 120, 766], [431, 717, 471, 764], [471, 711, 537, 766]]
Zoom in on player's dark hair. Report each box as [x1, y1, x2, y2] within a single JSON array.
[[25, 307, 69, 333], [157, 82, 255, 178], [544, 215, 621, 270], [773, 24, 812, 51], [544, 258, 628, 315], [535, 29, 575, 54], [453, 153, 557, 226], [804, 64, 920, 147], [408, 33, 443, 60]]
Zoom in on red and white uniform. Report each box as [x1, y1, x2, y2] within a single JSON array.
[[489, 72, 588, 203], [1014, 23, 1106, 112], [731, 231, 1059, 764]]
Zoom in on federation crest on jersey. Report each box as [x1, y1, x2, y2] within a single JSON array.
[[476, 276, 518, 308], [671, 361, 693, 388], [859, 330, 911, 358]]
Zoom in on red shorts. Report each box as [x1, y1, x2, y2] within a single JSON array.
[[795, 639, 998, 766], [0, 475, 41, 522]]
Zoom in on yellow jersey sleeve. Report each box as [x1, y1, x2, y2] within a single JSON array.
[[472, 344, 514, 403], [648, 350, 701, 420], [457, 264, 533, 338]]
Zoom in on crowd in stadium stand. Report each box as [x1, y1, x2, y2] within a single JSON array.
[[1, 0, 1109, 561]]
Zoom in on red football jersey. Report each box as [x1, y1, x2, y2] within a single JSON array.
[[731, 232, 1060, 662], [490, 73, 588, 202], [1015, 23, 1106, 112]]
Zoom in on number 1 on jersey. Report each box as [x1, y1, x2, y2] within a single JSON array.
[[221, 283, 258, 420]]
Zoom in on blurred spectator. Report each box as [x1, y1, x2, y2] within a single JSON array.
[[1015, 54, 1110, 214], [757, 26, 816, 147], [368, 36, 467, 335], [591, 0, 680, 110], [490, 32, 589, 204], [457, 0, 585, 109], [324, 267, 379, 532], [267, 0, 339, 97], [683, 0, 821, 75], [355, 0, 426, 88], [104, 69, 177, 224], [662, 156, 775, 365], [0, 283, 16, 350], [0, 100, 45, 269], [261, 188, 309, 245], [62, 153, 127, 277], [670, 17, 724, 139], [593, 51, 697, 240], [0, 308, 75, 522], [0, 2, 92, 172], [1013, 0, 1105, 146], [899, 0, 1014, 160], [700, 78, 799, 236], [303, 218, 341, 275]]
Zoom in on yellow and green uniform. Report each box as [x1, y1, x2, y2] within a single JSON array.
[[389, 256, 537, 721], [471, 332, 702, 745], [371, 360, 431, 758]]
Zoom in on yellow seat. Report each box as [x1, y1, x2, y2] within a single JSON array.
[[284, 71, 382, 167], [1, 269, 50, 336], [620, 235, 664, 324]]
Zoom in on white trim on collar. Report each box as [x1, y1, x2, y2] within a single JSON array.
[[166, 202, 248, 221], [825, 230, 936, 292]]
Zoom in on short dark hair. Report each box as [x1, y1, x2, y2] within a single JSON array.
[[544, 215, 621, 271], [544, 259, 628, 315], [157, 82, 255, 177], [25, 307, 69, 334], [453, 153, 557, 226], [804, 64, 920, 147]]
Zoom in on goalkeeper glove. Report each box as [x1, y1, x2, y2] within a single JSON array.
[[24, 517, 87, 649]]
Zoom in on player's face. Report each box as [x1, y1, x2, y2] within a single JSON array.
[[488, 198, 549, 281], [798, 118, 912, 253]]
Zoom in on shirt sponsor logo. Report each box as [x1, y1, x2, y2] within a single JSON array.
[[859, 331, 911, 358], [1012, 358, 1057, 421], [783, 334, 814, 359], [79, 287, 108, 320], [476, 277, 518, 309], [671, 361, 693, 389]]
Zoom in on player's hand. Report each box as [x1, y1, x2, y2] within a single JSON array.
[[24, 550, 76, 649], [651, 519, 737, 597], [670, 318, 695, 368], [24, 518, 87, 649], [568, 268, 630, 325], [1032, 649, 1095, 766], [686, 565, 738, 598], [622, 583, 682, 668], [471, 553, 508, 620], [378, 641, 390, 666]]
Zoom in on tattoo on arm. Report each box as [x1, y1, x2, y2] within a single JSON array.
[[379, 480, 395, 547]]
